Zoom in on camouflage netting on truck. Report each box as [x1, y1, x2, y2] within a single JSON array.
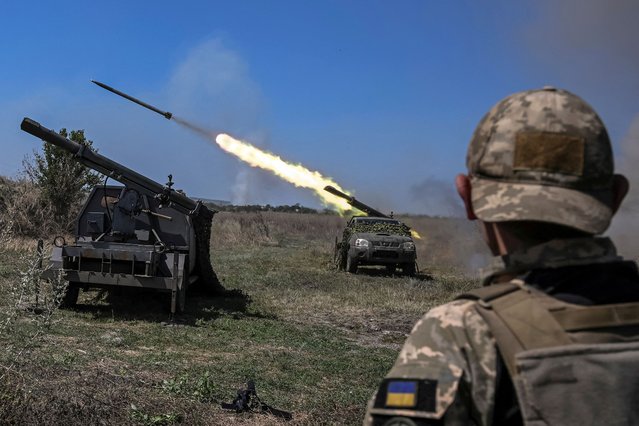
[[192, 205, 225, 294], [348, 222, 412, 237], [334, 221, 412, 269]]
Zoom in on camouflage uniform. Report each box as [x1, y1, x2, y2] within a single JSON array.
[[365, 88, 635, 425], [364, 236, 624, 425]]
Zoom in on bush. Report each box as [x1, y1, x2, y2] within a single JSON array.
[[22, 128, 101, 233]]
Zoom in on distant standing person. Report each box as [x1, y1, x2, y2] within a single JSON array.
[[364, 87, 639, 425]]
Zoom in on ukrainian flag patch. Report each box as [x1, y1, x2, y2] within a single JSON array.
[[385, 380, 417, 407]]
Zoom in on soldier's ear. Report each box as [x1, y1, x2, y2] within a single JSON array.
[[611, 174, 629, 214], [456, 174, 477, 220]]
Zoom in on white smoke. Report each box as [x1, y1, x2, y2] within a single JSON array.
[[526, 0, 639, 96], [167, 38, 264, 131], [231, 168, 250, 205], [409, 176, 464, 217], [609, 114, 639, 257]]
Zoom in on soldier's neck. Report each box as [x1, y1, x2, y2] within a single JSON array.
[[481, 222, 532, 256]]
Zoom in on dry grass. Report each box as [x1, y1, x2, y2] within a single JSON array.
[[212, 211, 490, 273], [0, 211, 483, 425], [213, 211, 344, 248], [0, 177, 71, 238]]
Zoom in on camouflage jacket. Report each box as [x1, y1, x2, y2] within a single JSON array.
[[364, 237, 623, 426]]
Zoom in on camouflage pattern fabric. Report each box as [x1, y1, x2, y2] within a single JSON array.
[[364, 237, 620, 425], [466, 87, 615, 234], [364, 299, 497, 425], [479, 236, 621, 285]]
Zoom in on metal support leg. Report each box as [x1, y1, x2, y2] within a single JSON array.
[[36, 239, 43, 307], [170, 253, 179, 315]]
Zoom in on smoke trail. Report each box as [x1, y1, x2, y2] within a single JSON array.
[[172, 116, 217, 139]]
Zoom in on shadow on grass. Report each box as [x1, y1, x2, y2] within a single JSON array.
[[70, 286, 274, 325]]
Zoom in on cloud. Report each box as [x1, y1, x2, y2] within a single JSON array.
[[167, 38, 265, 136]]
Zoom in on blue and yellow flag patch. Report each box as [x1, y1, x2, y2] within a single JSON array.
[[385, 380, 417, 407]]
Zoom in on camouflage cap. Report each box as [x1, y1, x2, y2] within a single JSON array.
[[467, 87, 615, 234]]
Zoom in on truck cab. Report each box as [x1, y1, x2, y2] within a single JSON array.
[[335, 216, 417, 275]]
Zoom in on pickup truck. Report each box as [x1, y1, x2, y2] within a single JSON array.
[[334, 216, 417, 275]]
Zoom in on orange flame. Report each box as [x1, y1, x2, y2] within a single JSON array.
[[215, 133, 352, 213]]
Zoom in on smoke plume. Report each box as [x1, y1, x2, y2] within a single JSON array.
[[526, 0, 639, 96], [609, 115, 639, 257], [409, 177, 464, 217], [526, 0, 639, 258]]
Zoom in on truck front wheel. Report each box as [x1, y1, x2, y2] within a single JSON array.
[[402, 262, 416, 277]]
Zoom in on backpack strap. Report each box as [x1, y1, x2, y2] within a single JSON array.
[[458, 282, 571, 378], [551, 302, 639, 331]]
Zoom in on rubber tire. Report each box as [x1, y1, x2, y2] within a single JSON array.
[[403, 262, 416, 277], [386, 264, 397, 274], [346, 256, 358, 274], [60, 282, 80, 308], [334, 239, 346, 271]]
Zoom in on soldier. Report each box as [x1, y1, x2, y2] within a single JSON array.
[[364, 87, 639, 425]]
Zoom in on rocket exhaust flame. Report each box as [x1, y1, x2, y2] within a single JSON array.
[[214, 133, 353, 213]]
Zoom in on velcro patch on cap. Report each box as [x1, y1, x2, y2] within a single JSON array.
[[514, 132, 584, 175]]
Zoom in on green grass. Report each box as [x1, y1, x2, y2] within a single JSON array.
[[0, 212, 481, 425]]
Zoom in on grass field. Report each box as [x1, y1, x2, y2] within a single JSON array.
[[0, 211, 485, 425]]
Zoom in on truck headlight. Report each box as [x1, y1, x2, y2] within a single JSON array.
[[355, 238, 369, 248], [402, 242, 415, 251]]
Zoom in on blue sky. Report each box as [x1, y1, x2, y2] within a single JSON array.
[[1, 0, 638, 216]]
